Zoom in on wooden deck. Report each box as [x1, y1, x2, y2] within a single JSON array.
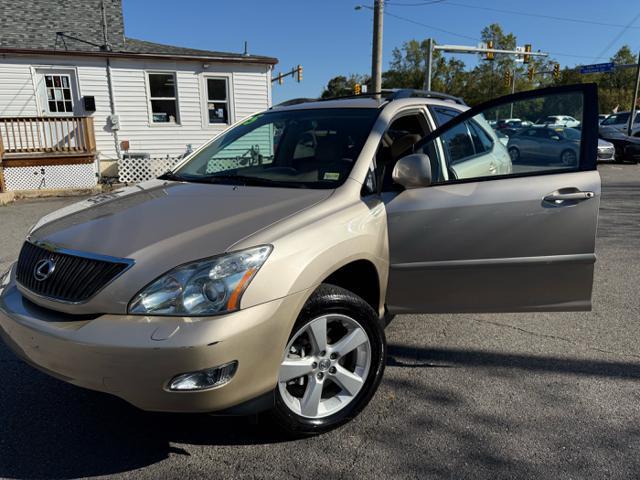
[[0, 116, 96, 192]]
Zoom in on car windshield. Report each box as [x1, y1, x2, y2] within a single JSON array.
[[173, 108, 379, 189], [601, 112, 636, 125]]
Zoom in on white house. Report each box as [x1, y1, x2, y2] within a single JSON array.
[[0, 0, 278, 192]]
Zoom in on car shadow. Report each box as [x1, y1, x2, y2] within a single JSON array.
[[2, 340, 640, 479], [0, 345, 291, 479], [386, 343, 640, 379]]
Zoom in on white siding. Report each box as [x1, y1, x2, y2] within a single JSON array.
[[0, 54, 272, 161], [109, 58, 270, 158], [0, 62, 39, 116]]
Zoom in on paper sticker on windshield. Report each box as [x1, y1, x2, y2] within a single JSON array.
[[323, 172, 340, 181], [242, 114, 263, 125]]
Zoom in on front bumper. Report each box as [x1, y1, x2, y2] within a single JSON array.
[[0, 273, 310, 413]]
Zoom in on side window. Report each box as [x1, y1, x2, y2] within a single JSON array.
[[148, 72, 179, 124], [468, 120, 494, 153], [440, 122, 475, 164], [44, 74, 73, 114], [419, 90, 588, 184], [205, 77, 230, 125]]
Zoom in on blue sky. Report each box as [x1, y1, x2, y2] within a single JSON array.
[[123, 0, 640, 103]]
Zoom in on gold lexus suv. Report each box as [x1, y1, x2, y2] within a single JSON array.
[[0, 85, 601, 435]]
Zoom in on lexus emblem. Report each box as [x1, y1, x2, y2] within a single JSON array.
[[33, 258, 56, 282]]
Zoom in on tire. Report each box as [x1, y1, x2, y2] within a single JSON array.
[[508, 147, 520, 163], [270, 284, 386, 436], [560, 149, 578, 166]]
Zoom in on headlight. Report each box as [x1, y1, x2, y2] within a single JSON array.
[[128, 245, 272, 316]]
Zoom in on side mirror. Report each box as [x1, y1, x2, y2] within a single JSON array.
[[392, 153, 432, 189]]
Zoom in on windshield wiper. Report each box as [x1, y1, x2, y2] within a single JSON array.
[[158, 170, 184, 181], [200, 174, 306, 188]]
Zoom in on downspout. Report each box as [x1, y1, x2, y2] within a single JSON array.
[[101, 0, 120, 176], [106, 57, 121, 161]]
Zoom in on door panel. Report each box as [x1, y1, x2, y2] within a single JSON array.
[[385, 170, 600, 313], [385, 83, 601, 314]]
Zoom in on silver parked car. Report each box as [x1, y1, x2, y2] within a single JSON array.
[[0, 84, 601, 435], [508, 126, 582, 166]]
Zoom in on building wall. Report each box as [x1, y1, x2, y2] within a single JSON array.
[[0, 55, 272, 167]]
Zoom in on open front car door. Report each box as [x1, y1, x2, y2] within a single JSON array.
[[385, 84, 601, 313]]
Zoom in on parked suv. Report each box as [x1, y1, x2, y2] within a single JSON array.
[[0, 84, 601, 435]]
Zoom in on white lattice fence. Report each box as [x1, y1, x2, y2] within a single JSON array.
[[118, 156, 183, 184], [3, 163, 97, 191]]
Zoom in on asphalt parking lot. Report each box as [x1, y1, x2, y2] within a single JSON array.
[[0, 163, 638, 479]]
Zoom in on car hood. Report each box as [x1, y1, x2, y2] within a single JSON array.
[[599, 126, 640, 143], [30, 179, 333, 262]]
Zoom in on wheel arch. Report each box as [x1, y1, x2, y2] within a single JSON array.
[[321, 259, 381, 314]]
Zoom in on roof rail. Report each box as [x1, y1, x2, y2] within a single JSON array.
[[272, 89, 466, 109], [274, 97, 319, 107], [385, 89, 467, 106]]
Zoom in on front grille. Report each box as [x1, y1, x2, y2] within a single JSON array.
[[16, 242, 131, 303]]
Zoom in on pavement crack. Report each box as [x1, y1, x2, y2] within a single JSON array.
[[471, 318, 640, 361]]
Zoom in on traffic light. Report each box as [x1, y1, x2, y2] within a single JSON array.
[[486, 40, 495, 61], [296, 65, 303, 82], [354, 83, 362, 95], [523, 44, 532, 64], [553, 63, 561, 80], [278, 72, 283, 85], [528, 66, 535, 81], [503, 69, 512, 88]]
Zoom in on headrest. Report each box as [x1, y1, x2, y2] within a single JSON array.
[[390, 134, 422, 160]]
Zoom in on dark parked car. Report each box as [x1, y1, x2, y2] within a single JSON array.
[[598, 125, 640, 163]]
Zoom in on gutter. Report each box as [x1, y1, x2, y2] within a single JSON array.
[[0, 47, 279, 66]]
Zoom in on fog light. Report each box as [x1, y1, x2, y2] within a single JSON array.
[[168, 361, 238, 391]]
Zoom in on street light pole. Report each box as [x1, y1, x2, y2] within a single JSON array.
[[371, 0, 384, 97]]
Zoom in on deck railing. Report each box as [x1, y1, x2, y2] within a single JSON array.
[[0, 116, 96, 158]]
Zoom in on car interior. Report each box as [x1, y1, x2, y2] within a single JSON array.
[[375, 113, 440, 191]]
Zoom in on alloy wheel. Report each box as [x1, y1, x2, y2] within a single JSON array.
[[278, 314, 372, 419]]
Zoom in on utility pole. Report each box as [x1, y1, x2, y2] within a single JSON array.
[[371, 0, 384, 97], [424, 38, 434, 91], [510, 68, 517, 118], [628, 49, 640, 136]]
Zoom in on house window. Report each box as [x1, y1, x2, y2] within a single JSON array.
[[45, 74, 73, 114], [148, 72, 179, 123], [206, 77, 230, 124]]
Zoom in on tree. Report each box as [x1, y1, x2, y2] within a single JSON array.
[[320, 25, 640, 114], [381, 39, 467, 96], [321, 74, 369, 98]]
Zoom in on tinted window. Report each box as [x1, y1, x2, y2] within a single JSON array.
[[468, 120, 494, 152], [419, 90, 586, 184], [441, 122, 475, 164], [602, 113, 629, 125], [431, 106, 461, 127]]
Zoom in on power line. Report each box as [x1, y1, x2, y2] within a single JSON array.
[[594, 12, 640, 61], [383, 9, 479, 41], [390, 1, 640, 30], [385, 0, 446, 6], [380, 5, 623, 64]]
